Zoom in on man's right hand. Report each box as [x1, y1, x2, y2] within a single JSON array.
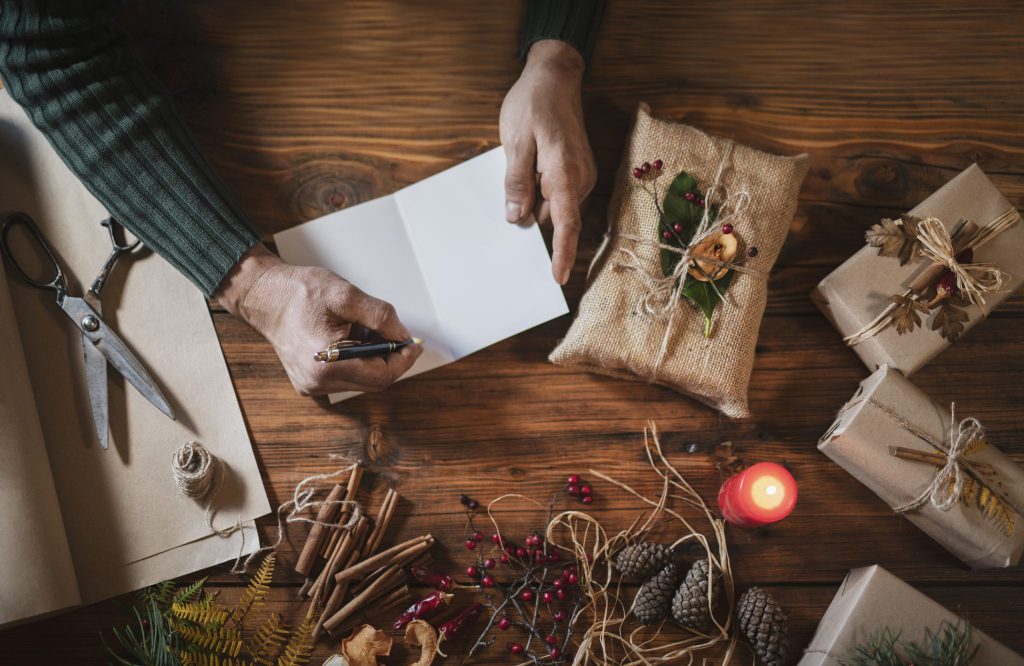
[[216, 244, 421, 396]]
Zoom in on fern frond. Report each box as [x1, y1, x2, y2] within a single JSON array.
[[275, 610, 315, 666], [180, 651, 251, 666], [174, 577, 209, 605], [974, 483, 1014, 537], [173, 621, 244, 657], [172, 601, 231, 626], [234, 553, 276, 627], [249, 612, 289, 665], [139, 579, 177, 609]]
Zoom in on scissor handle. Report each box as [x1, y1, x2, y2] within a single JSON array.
[[90, 217, 143, 296], [0, 212, 67, 296], [101, 217, 142, 253]]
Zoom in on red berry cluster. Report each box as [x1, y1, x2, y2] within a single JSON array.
[[458, 487, 587, 663], [683, 190, 707, 208], [631, 159, 664, 180], [566, 473, 594, 505]]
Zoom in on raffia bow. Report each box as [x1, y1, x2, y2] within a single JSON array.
[[845, 206, 1020, 346], [916, 216, 1007, 308]]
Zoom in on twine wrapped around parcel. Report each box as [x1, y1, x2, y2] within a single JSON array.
[[480, 422, 738, 666], [550, 104, 809, 418]]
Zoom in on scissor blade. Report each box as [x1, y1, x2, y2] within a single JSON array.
[[83, 292, 109, 448], [60, 296, 176, 422]]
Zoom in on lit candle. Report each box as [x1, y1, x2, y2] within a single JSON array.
[[717, 462, 798, 528]]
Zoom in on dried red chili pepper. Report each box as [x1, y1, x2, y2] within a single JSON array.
[[409, 565, 454, 592], [438, 603, 483, 641], [393, 590, 453, 630]]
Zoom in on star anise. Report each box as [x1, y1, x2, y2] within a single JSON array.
[[866, 215, 921, 265]]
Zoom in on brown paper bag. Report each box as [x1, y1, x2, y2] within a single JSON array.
[[550, 104, 808, 417], [811, 165, 1024, 376], [799, 565, 1024, 665], [819, 366, 1024, 569]]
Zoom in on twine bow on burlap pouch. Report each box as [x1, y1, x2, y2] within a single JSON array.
[[549, 104, 808, 418]]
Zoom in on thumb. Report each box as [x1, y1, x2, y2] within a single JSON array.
[[504, 141, 537, 223]]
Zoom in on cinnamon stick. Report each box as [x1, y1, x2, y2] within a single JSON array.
[[365, 488, 399, 557], [328, 584, 412, 638], [889, 446, 995, 475], [322, 466, 364, 558], [314, 545, 364, 639], [323, 563, 407, 632], [310, 516, 367, 604], [907, 220, 979, 295], [295, 483, 344, 576], [334, 535, 432, 585]]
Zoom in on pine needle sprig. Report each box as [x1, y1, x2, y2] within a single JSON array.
[[842, 620, 978, 666]]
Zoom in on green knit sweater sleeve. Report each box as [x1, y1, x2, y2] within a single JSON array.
[[0, 0, 260, 297], [520, 0, 607, 62]]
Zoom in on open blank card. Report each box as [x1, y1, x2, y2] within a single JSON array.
[[274, 148, 569, 402]]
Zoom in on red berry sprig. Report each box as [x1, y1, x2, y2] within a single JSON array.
[[566, 473, 595, 505], [632, 158, 664, 180]]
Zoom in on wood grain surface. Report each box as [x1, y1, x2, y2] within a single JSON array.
[[2, 1, 1023, 663]]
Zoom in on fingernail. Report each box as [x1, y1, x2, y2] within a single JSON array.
[[560, 268, 571, 285], [505, 201, 522, 222]]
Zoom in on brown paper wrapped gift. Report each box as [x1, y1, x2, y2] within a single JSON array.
[[799, 565, 1024, 665], [811, 165, 1024, 376], [819, 365, 1024, 569], [550, 104, 808, 418]]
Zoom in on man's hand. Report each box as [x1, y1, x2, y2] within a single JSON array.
[[500, 39, 597, 285], [216, 244, 421, 396]]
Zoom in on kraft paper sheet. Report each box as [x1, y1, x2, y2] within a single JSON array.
[[0, 91, 268, 626]]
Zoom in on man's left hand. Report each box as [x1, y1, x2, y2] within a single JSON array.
[[500, 39, 597, 285]]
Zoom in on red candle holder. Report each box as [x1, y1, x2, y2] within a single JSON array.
[[718, 462, 797, 528]]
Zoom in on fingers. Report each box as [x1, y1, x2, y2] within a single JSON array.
[[328, 282, 411, 342], [504, 141, 537, 223], [546, 184, 583, 285], [314, 343, 422, 393]]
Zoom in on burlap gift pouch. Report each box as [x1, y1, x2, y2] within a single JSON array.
[[550, 105, 809, 417]]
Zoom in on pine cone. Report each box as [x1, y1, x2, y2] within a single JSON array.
[[737, 587, 788, 666], [615, 542, 674, 579], [632, 563, 680, 624], [671, 559, 721, 628]]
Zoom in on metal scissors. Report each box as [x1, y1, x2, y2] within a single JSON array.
[[0, 212, 176, 449]]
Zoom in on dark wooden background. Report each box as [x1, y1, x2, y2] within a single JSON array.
[[2, 1, 1023, 663]]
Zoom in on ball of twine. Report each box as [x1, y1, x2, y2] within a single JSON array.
[[171, 440, 219, 500]]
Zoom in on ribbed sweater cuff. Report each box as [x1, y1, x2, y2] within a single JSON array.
[[520, 0, 607, 63], [0, 0, 262, 297]]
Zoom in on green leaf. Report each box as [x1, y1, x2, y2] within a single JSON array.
[[658, 170, 711, 277], [682, 270, 735, 335], [656, 169, 728, 335]]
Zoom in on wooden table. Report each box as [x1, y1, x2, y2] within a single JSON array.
[[3, 1, 1023, 663]]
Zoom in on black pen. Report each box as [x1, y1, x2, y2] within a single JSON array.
[[313, 337, 422, 363]]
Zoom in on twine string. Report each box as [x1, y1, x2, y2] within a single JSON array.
[[171, 443, 361, 574], [868, 399, 1024, 517], [607, 141, 762, 382]]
